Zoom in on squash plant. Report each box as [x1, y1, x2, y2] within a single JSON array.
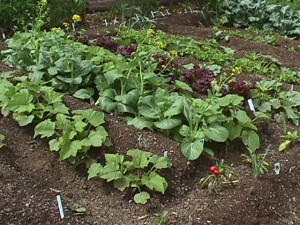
[[88, 149, 172, 204]]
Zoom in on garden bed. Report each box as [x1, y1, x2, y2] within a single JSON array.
[[0, 12, 300, 225]]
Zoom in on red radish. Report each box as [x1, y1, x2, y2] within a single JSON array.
[[210, 166, 217, 172], [213, 170, 220, 176]]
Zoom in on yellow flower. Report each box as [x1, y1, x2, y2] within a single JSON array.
[[170, 50, 178, 58], [72, 14, 82, 23], [63, 22, 70, 28], [232, 67, 242, 75], [41, 0, 47, 5], [156, 41, 165, 49], [211, 79, 218, 85], [147, 29, 155, 36], [51, 27, 61, 34]]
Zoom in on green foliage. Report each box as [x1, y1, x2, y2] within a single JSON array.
[[0, 133, 5, 149], [0, 77, 110, 163], [241, 145, 270, 178], [155, 210, 169, 225], [222, 0, 300, 39], [0, 77, 69, 126], [88, 149, 172, 204], [0, 0, 87, 32], [279, 130, 300, 151], [253, 81, 300, 126]]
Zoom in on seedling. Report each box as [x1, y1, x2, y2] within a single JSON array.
[[0, 133, 5, 149], [68, 203, 86, 214], [279, 130, 300, 151]]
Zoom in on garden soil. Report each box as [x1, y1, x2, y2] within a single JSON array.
[[0, 13, 300, 225]]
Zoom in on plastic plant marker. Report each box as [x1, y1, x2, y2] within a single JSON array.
[[163, 151, 168, 157], [104, 19, 109, 27], [274, 162, 280, 175], [160, 11, 165, 17], [56, 195, 65, 219], [2, 33, 5, 39], [247, 99, 255, 112], [166, 9, 171, 15]]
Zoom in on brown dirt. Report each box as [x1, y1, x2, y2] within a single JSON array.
[[1, 12, 300, 225]]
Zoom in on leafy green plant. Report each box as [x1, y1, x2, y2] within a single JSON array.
[[0, 133, 5, 149], [155, 210, 169, 225], [222, 0, 300, 39], [48, 109, 111, 162], [128, 88, 183, 133], [241, 145, 270, 178], [88, 149, 172, 204], [279, 130, 300, 151], [0, 77, 69, 126], [68, 203, 87, 214], [200, 159, 239, 193]]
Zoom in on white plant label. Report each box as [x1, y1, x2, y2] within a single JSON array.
[[56, 195, 65, 219], [104, 19, 109, 27], [160, 11, 165, 17], [163, 151, 168, 157], [2, 33, 6, 39], [247, 99, 255, 112], [274, 162, 280, 175], [135, 14, 140, 21], [290, 84, 294, 92], [166, 9, 171, 15], [151, 11, 155, 18]]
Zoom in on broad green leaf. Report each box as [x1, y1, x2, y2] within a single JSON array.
[[163, 96, 183, 117], [127, 117, 153, 130], [127, 149, 152, 168], [97, 96, 117, 113], [73, 109, 105, 127], [278, 140, 291, 152], [113, 177, 130, 191], [242, 130, 260, 152], [203, 124, 229, 142], [174, 80, 193, 92], [218, 94, 244, 106], [150, 155, 172, 169], [99, 163, 122, 182], [34, 119, 55, 138], [235, 110, 252, 124], [55, 113, 71, 129], [43, 91, 64, 104], [141, 171, 168, 194], [13, 114, 34, 126], [104, 70, 124, 85], [49, 138, 61, 151], [138, 96, 160, 119], [154, 118, 181, 130], [5, 91, 34, 113], [88, 163, 103, 179], [181, 138, 204, 160], [224, 123, 242, 141], [74, 60, 92, 77], [88, 126, 108, 147], [134, 191, 150, 204], [59, 140, 82, 160], [105, 153, 124, 164], [116, 103, 136, 114], [179, 125, 190, 137], [47, 67, 58, 76], [73, 88, 95, 100]]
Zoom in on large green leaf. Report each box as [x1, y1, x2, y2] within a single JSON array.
[[141, 171, 168, 194], [127, 149, 152, 168], [181, 138, 204, 160], [154, 118, 181, 130], [13, 113, 34, 126], [34, 119, 55, 138], [138, 95, 160, 119], [104, 70, 124, 85], [134, 191, 150, 204], [127, 117, 153, 130], [73, 109, 105, 127], [242, 130, 260, 152], [59, 140, 82, 161], [88, 163, 103, 180], [203, 124, 229, 142]]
